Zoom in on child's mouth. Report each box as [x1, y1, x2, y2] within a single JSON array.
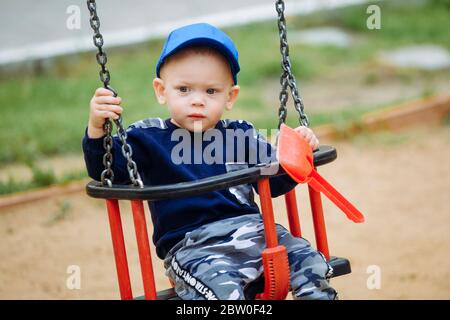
[[188, 113, 206, 119]]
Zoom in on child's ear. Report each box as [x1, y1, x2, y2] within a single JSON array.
[[225, 85, 240, 111], [152, 78, 166, 104]]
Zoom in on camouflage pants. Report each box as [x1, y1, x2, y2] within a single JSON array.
[[164, 213, 337, 300]]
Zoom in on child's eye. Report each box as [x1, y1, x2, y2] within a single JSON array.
[[206, 88, 216, 95], [179, 86, 189, 93]]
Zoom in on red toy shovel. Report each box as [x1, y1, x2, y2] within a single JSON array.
[[277, 124, 365, 223]]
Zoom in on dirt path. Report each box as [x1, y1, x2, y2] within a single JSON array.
[[0, 126, 449, 300]]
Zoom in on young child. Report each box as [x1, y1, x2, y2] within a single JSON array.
[[83, 23, 337, 300]]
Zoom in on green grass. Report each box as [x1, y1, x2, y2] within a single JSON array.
[[0, 0, 448, 167], [0, 167, 87, 195], [445, 114, 450, 126], [290, 0, 450, 49]]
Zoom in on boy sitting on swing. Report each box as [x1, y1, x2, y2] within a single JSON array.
[[83, 23, 337, 300]]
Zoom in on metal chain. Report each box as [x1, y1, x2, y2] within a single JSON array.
[[278, 72, 289, 128], [275, 0, 309, 128], [86, 0, 143, 188]]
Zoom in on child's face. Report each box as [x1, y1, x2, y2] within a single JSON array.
[[153, 51, 240, 132]]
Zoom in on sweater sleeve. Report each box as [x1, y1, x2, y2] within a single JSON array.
[[82, 127, 136, 184], [242, 122, 298, 197]]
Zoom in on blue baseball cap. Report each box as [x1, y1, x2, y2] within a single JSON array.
[[156, 23, 240, 84]]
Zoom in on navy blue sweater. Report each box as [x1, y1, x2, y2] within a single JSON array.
[[82, 118, 297, 259]]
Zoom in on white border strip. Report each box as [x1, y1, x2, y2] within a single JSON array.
[[0, 0, 375, 66]]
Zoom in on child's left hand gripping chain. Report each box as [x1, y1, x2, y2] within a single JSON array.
[[294, 126, 319, 150]]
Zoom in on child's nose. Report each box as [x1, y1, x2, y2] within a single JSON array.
[[190, 92, 205, 107]]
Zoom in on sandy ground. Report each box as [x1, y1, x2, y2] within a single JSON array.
[[0, 126, 449, 300]]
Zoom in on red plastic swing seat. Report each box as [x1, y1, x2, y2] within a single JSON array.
[[86, 143, 354, 300]]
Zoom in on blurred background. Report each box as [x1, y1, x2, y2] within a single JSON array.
[[0, 0, 449, 299]]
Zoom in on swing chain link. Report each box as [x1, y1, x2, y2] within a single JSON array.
[[86, 0, 143, 188], [275, 0, 309, 128], [101, 121, 114, 187]]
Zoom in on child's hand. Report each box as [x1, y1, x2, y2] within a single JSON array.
[[87, 88, 123, 138], [294, 126, 319, 150]]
